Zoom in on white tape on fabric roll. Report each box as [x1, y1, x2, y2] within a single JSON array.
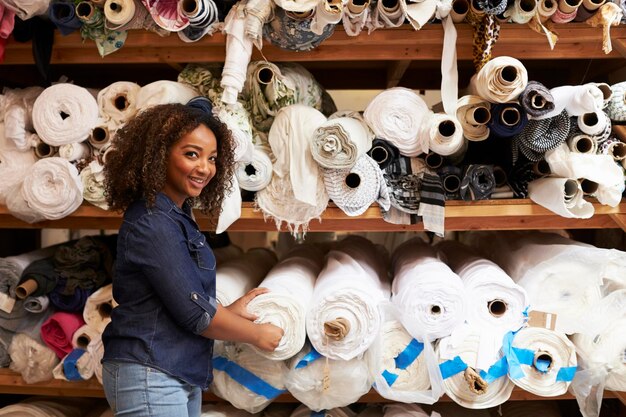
[[212, 342, 289, 413], [468, 56, 528, 103], [83, 284, 117, 334], [391, 238, 466, 341], [97, 81, 141, 126], [466, 231, 626, 334], [290, 404, 356, 417], [364, 87, 430, 157], [528, 177, 594, 218], [534, 84, 604, 120], [285, 343, 373, 411], [456, 96, 491, 141], [246, 244, 325, 360], [32, 83, 99, 146], [135, 80, 199, 110], [436, 326, 514, 408], [507, 326, 577, 396], [215, 248, 277, 306], [311, 117, 373, 169], [0, 124, 37, 205], [307, 236, 390, 361], [236, 147, 273, 191]]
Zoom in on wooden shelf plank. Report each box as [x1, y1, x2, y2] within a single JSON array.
[[0, 200, 624, 232], [2, 24, 624, 65]]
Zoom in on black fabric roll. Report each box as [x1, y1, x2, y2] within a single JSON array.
[[460, 164, 496, 200], [49, 0, 83, 35], [519, 81, 555, 118], [438, 165, 463, 200], [511, 109, 571, 164], [489, 103, 528, 138], [367, 138, 400, 170]]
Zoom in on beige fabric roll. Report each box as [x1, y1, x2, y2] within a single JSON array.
[[469, 56, 528, 103]]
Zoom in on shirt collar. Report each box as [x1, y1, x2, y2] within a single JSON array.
[[154, 193, 193, 217]]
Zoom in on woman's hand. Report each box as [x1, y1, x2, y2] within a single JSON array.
[[226, 287, 268, 321], [253, 323, 284, 352]]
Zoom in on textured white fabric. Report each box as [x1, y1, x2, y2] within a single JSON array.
[[342, 0, 371, 36], [32, 84, 99, 146], [311, 116, 373, 169], [528, 177, 594, 218], [456, 95, 491, 141], [307, 236, 390, 360], [97, 81, 141, 127], [2, 86, 43, 150], [0, 123, 37, 205], [8, 333, 59, 384], [80, 160, 109, 210], [364, 88, 430, 157], [391, 238, 466, 341], [246, 244, 325, 360], [535, 84, 604, 120], [59, 142, 91, 162], [136, 80, 199, 110], [221, 5, 253, 104], [83, 284, 117, 334], [469, 56, 528, 103], [216, 248, 278, 306], [236, 147, 273, 191]]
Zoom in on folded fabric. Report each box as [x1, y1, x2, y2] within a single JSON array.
[[216, 248, 277, 306], [136, 80, 199, 110], [96, 81, 141, 127], [311, 117, 372, 169], [511, 109, 571, 164], [456, 95, 491, 141], [519, 81, 556, 118], [469, 56, 528, 103], [49, 280, 93, 312], [9, 333, 59, 384], [40, 311, 86, 359], [246, 244, 325, 360]]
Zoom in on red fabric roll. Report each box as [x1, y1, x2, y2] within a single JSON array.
[[40, 311, 85, 359]]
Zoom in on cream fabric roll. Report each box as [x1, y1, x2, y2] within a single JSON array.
[[8, 333, 59, 384], [221, 5, 253, 105], [567, 133, 598, 154], [136, 80, 199, 110], [383, 404, 434, 417], [32, 84, 99, 146], [503, 0, 538, 23], [507, 327, 577, 396], [535, 84, 604, 120], [216, 248, 278, 306], [528, 177, 594, 218], [422, 113, 465, 157], [577, 110, 610, 137], [216, 173, 241, 235], [19, 157, 84, 221], [402, 0, 437, 30], [87, 337, 104, 384], [285, 344, 373, 411], [364, 87, 430, 157], [307, 235, 390, 360], [311, 117, 373, 169], [310, 0, 344, 35], [104, 0, 136, 26], [236, 147, 273, 191], [469, 56, 528, 103], [456, 96, 491, 141], [72, 324, 102, 350], [212, 342, 289, 413], [97, 81, 141, 126], [246, 244, 325, 360], [369, 0, 406, 29], [81, 160, 109, 210], [391, 238, 466, 341], [0, 123, 37, 205], [59, 142, 91, 162], [83, 284, 117, 334], [290, 404, 356, 417]]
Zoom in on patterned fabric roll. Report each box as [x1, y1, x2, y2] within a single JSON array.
[[606, 81, 626, 122], [511, 109, 571, 164], [460, 164, 496, 200], [263, 7, 335, 52], [519, 81, 555, 118]]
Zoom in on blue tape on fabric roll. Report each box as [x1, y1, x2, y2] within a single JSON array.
[[63, 348, 87, 381], [478, 355, 509, 384], [534, 356, 551, 373], [212, 356, 287, 399], [311, 411, 326, 417], [394, 338, 424, 370], [556, 366, 577, 382], [295, 348, 323, 369], [439, 356, 468, 379], [502, 330, 525, 380], [382, 370, 400, 387]]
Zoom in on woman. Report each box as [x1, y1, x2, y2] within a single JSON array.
[[101, 102, 283, 417]]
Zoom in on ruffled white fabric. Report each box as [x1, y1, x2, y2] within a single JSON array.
[[136, 80, 199, 110], [306, 236, 390, 360], [83, 284, 117, 334], [391, 238, 466, 341], [32, 84, 99, 146], [216, 248, 278, 306], [0, 123, 37, 205], [2, 86, 43, 150], [214, 102, 254, 163], [236, 147, 273, 191], [97, 81, 141, 127], [534, 84, 604, 120], [8, 333, 59, 384], [246, 244, 325, 360], [311, 117, 373, 169], [469, 56, 528, 104]]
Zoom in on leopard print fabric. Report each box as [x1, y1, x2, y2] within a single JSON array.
[[466, 8, 502, 71]]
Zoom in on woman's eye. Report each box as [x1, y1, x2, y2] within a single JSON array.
[[186, 151, 199, 158], [209, 156, 217, 163]]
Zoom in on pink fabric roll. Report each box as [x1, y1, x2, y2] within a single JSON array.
[[40, 311, 86, 359], [0, 6, 16, 39], [551, 7, 577, 21]]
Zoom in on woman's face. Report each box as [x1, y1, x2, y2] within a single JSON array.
[[162, 124, 218, 207]]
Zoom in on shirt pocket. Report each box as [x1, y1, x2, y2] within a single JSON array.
[[187, 234, 216, 271]]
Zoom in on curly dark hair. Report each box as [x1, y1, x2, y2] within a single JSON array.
[[103, 103, 236, 222]]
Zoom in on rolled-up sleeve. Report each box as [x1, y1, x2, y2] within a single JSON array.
[[124, 214, 218, 335]]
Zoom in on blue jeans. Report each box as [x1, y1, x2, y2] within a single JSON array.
[[103, 361, 202, 417]]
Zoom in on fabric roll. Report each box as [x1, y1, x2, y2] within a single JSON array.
[[367, 138, 400, 169], [285, 344, 373, 411], [423, 113, 466, 157], [456, 95, 491, 142], [323, 155, 390, 216], [104, 0, 138, 30], [600, 137, 626, 161], [529, 177, 593, 218], [140, 0, 189, 31], [511, 109, 571, 164], [52, 348, 95, 381], [24, 295, 50, 313], [201, 403, 261, 417], [503, 0, 538, 22], [519, 81, 555, 118], [81, 160, 108, 210], [89, 122, 113, 150], [40, 311, 86, 359], [136, 80, 199, 110], [33, 139, 59, 159], [246, 244, 325, 360], [244, 0, 273, 49], [577, 110, 610, 138], [0, 397, 97, 417], [3, 86, 44, 151], [402, 0, 437, 30], [342, 0, 371, 36], [8, 333, 59, 384], [221, 4, 253, 104], [439, 165, 463, 199], [0, 125, 37, 205], [212, 341, 289, 413], [535, 84, 604, 120], [469, 56, 528, 103], [59, 142, 91, 162], [310, 0, 344, 35], [235, 147, 273, 192], [214, 102, 254, 164], [263, 7, 335, 52], [488, 103, 528, 138], [370, 0, 405, 30], [71, 324, 101, 350], [506, 327, 577, 396], [567, 133, 598, 154], [83, 284, 116, 334], [391, 238, 466, 341], [311, 117, 373, 169], [307, 236, 389, 360], [436, 328, 514, 408], [178, 0, 220, 42], [364, 87, 430, 157], [274, 0, 319, 12], [96, 81, 141, 126], [281, 63, 327, 112], [32, 83, 99, 146], [606, 80, 626, 121], [49, 1, 82, 35], [460, 164, 496, 201]]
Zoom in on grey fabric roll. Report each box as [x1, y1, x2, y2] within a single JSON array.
[[511, 109, 571, 164], [460, 164, 496, 200], [519, 81, 555, 118]]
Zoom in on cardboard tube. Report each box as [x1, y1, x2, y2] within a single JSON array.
[[492, 166, 508, 187], [430, 304, 442, 315], [451, 0, 470, 22], [533, 159, 551, 176], [464, 367, 488, 394], [466, 106, 491, 125], [580, 178, 599, 195], [530, 93, 547, 110], [608, 141, 626, 161], [99, 302, 114, 319], [347, 0, 369, 14], [558, 0, 582, 14], [425, 152, 444, 170], [470, 0, 487, 15], [90, 126, 111, 149], [15, 278, 38, 299], [256, 66, 275, 85], [443, 174, 461, 193], [370, 145, 390, 165], [533, 351, 553, 373], [345, 173, 361, 189], [324, 317, 350, 341], [595, 82, 612, 103], [181, 0, 199, 16], [438, 120, 457, 138], [488, 299, 508, 317], [578, 112, 600, 133], [568, 134, 597, 154], [500, 66, 519, 85], [563, 179, 579, 202], [500, 107, 521, 126], [286, 9, 314, 19], [34, 142, 58, 159], [75, 333, 92, 349], [76, 1, 95, 20]]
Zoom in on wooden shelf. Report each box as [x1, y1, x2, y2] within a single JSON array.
[[0, 200, 624, 232]]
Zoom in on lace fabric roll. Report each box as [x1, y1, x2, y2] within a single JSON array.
[[236, 147, 273, 192], [311, 117, 373, 169], [96, 81, 141, 127], [469, 56, 528, 103], [506, 327, 577, 396], [32, 83, 99, 146], [8, 333, 59, 383], [606, 80, 626, 121], [488, 102, 528, 138], [263, 7, 335, 52], [391, 238, 466, 341], [246, 245, 325, 360], [511, 109, 571, 164], [364, 87, 430, 157], [135, 80, 199, 110], [212, 342, 289, 413], [285, 344, 373, 411], [0, 125, 37, 205], [456, 95, 491, 141], [423, 113, 466, 157], [535, 84, 604, 120], [323, 155, 390, 216], [460, 164, 496, 201], [519, 81, 555, 118], [216, 248, 277, 306]]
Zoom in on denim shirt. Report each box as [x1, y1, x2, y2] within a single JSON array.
[[102, 193, 218, 389]]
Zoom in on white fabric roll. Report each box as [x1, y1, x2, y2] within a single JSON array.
[[135, 80, 199, 110], [0, 398, 94, 417], [528, 177, 594, 218], [59, 142, 91, 162], [0, 123, 37, 205], [437, 327, 514, 408], [310, 0, 344, 35], [2, 86, 44, 150], [456, 96, 491, 141], [236, 147, 273, 191], [97, 81, 141, 126], [546, 143, 624, 188], [216, 248, 278, 306], [8, 333, 59, 384], [306, 235, 390, 360], [577, 110, 610, 136], [311, 117, 373, 169], [423, 113, 465, 157], [221, 5, 253, 105], [535, 84, 604, 120], [383, 403, 433, 417], [5, 183, 45, 224], [391, 238, 466, 341], [200, 403, 261, 417], [508, 326, 577, 396], [87, 337, 104, 384], [272, 0, 319, 12], [52, 348, 95, 381], [216, 173, 242, 234], [567, 133, 598, 154], [83, 284, 117, 334], [289, 404, 356, 417], [214, 102, 254, 163], [246, 244, 325, 360], [285, 344, 373, 411], [71, 324, 102, 350], [32, 84, 99, 146], [469, 57, 528, 103], [364, 87, 430, 157], [81, 160, 109, 210]]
